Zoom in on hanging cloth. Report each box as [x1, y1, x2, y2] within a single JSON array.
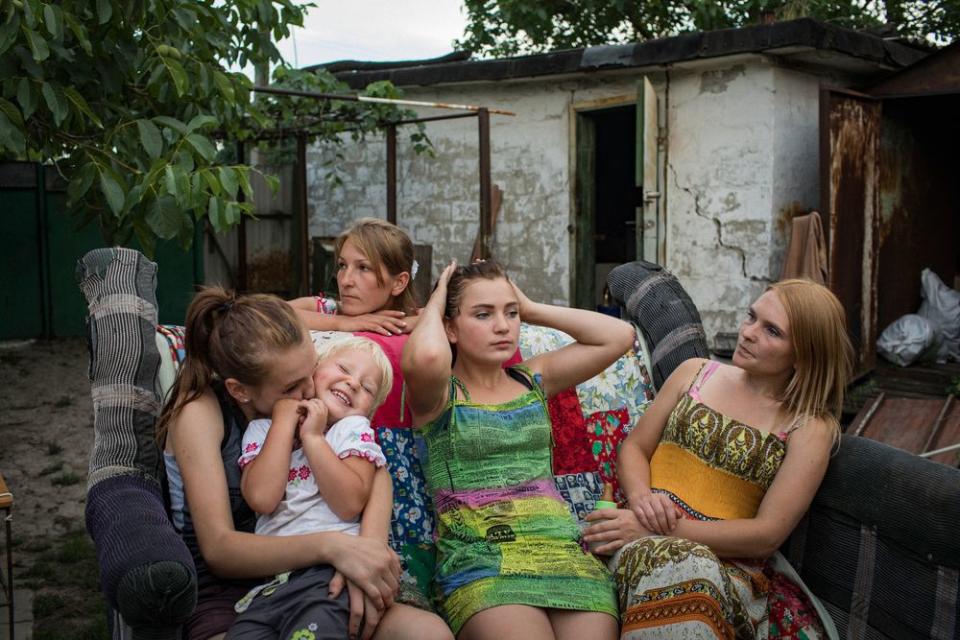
[[780, 211, 828, 284]]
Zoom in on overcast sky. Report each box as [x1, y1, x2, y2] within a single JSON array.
[[275, 1, 469, 67]]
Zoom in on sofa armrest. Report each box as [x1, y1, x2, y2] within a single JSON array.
[[784, 435, 960, 638], [78, 247, 198, 638], [86, 474, 196, 633]]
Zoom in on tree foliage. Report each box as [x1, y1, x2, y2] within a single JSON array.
[[456, 1, 959, 57], [0, 0, 426, 254]]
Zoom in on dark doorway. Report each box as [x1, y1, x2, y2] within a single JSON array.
[[876, 94, 960, 332], [574, 104, 637, 309]]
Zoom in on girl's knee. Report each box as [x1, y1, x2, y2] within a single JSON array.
[[375, 604, 453, 640]]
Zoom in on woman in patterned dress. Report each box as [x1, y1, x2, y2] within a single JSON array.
[[402, 260, 635, 640], [584, 279, 853, 639]]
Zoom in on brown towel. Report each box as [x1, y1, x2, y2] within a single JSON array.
[[780, 211, 828, 284]]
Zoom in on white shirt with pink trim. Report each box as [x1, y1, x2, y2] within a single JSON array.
[[238, 414, 386, 537]]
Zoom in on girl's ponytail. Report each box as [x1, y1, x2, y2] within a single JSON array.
[[156, 287, 306, 443]]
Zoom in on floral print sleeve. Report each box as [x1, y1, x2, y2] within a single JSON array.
[[238, 418, 271, 469], [326, 415, 386, 468]]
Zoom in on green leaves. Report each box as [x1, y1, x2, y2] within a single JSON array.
[[96, 0, 112, 25], [41, 82, 68, 125], [64, 87, 102, 128], [162, 57, 189, 97], [0, 98, 26, 153], [457, 0, 958, 55], [137, 119, 163, 159], [185, 134, 216, 162], [0, 13, 20, 56], [218, 166, 239, 199], [98, 169, 125, 217], [24, 27, 50, 61], [213, 70, 236, 102], [17, 78, 39, 119], [43, 4, 63, 40], [0, 0, 424, 252]]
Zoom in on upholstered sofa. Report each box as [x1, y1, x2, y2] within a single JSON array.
[[78, 247, 960, 640]]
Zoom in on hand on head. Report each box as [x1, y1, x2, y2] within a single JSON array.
[[509, 280, 534, 318], [426, 261, 457, 313]]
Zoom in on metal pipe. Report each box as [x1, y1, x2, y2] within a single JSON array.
[[387, 125, 397, 224], [478, 108, 492, 260], [251, 86, 516, 115], [919, 441, 960, 459], [851, 392, 884, 437], [921, 395, 955, 454]]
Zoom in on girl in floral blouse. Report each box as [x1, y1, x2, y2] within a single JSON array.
[[230, 336, 451, 640]]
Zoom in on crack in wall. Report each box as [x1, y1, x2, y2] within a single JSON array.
[[669, 163, 771, 283]]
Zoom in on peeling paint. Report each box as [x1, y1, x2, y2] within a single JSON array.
[[699, 65, 746, 94]]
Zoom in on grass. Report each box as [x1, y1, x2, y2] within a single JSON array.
[[51, 471, 83, 487], [39, 461, 64, 477], [24, 528, 108, 640]]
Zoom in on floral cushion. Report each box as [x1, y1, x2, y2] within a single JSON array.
[[548, 388, 596, 475], [519, 324, 655, 421], [585, 407, 633, 503]]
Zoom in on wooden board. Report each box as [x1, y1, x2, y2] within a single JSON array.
[[851, 394, 960, 467]]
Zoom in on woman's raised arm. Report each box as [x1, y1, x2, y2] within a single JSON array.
[[517, 284, 635, 398], [402, 262, 457, 423]]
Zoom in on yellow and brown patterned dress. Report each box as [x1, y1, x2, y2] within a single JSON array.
[[612, 361, 835, 640]]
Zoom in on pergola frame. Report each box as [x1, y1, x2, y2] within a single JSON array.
[[224, 85, 514, 294]]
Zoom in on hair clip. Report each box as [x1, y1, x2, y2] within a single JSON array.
[[411, 259, 420, 280]]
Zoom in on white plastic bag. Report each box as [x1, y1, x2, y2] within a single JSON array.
[[917, 268, 960, 362], [876, 314, 938, 367]]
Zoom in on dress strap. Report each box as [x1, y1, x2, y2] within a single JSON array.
[[449, 376, 470, 402], [506, 366, 535, 390], [688, 360, 721, 403]]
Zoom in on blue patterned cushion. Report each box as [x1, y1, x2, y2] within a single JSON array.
[[375, 426, 434, 550]]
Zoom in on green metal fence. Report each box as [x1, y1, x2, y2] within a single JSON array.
[[1, 162, 203, 339]]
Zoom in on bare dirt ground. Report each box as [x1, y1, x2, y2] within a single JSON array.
[[0, 337, 92, 548], [0, 337, 100, 638]]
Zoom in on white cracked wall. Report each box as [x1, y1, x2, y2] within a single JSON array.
[[307, 58, 822, 340], [664, 60, 820, 343]]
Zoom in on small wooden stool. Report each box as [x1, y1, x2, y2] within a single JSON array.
[[0, 473, 13, 639]]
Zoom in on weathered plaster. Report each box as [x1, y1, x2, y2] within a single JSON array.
[[307, 56, 829, 341], [665, 60, 778, 343]]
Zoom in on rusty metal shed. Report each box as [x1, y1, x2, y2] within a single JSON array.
[[818, 42, 959, 373]]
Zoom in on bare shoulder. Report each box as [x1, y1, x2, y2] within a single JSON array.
[[665, 358, 711, 387], [167, 388, 226, 451], [785, 415, 836, 456]]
